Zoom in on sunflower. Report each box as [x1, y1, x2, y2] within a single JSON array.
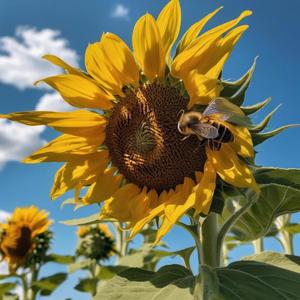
[[0, 206, 52, 271], [76, 224, 115, 260], [0, 1, 258, 242]]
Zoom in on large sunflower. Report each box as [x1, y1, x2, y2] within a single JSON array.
[[0, 206, 51, 271], [0, 1, 258, 242]]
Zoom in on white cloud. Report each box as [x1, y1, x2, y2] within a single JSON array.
[[35, 92, 74, 112], [0, 120, 46, 170], [111, 4, 130, 20], [0, 209, 10, 223], [0, 26, 79, 89]]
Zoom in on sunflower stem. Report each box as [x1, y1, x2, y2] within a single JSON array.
[[193, 213, 219, 300], [20, 274, 29, 300], [253, 238, 264, 254]]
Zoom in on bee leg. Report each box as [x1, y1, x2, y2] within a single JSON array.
[[208, 139, 222, 151]]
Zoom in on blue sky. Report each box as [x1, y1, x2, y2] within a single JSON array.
[[0, 0, 300, 299]]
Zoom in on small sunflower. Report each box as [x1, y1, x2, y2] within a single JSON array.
[[0, 206, 52, 271], [0, 1, 258, 242], [76, 224, 115, 261]]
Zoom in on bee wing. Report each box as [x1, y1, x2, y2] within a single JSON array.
[[190, 123, 219, 139], [203, 97, 251, 127]]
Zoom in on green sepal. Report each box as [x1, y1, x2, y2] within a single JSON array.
[[220, 57, 257, 106], [252, 124, 299, 145], [249, 105, 281, 133], [241, 97, 271, 115]]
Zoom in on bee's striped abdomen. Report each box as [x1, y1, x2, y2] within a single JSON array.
[[207, 121, 234, 151]]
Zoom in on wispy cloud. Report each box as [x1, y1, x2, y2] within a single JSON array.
[[0, 26, 79, 89], [111, 3, 130, 20], [0, 209, 10, 222], [0, 120, 46, 171], [0, 26, 78, 171], [35, 92, 74, 112]]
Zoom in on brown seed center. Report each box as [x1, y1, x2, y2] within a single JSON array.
[[105, 83, 206, 192]]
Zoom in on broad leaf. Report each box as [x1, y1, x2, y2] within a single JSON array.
[[61, 214, 102, 226], [32, 272, 67, 296], [98, 266, 129, 280], [45, 254, 74, 264], [119, 251, 145, 268], [75, 278, 98, 294], [242, 251, 300, 273], [254, 167, 300, 190], [216, 260, 300, 299], [230, 184, 300, 241], [94, 264, 194, 300]]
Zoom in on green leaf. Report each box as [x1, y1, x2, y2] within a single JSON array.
[[254, 167, 300, 190], [241, 97, 271, 115], [0, 282, 16, 297], [216, 260, 300, 299], [119, 251, 145, 268], [231, 184, 300, 241], [69, 259, 93, 273], [45, 254, 74, 264], [75, 278, 98, 294], [221, 57, 257, 106], [249, 105, 281, 133], [32, 272, 67, 296], [98, 266, 129, 280], [242, 251, 300, 273], [61, 213, 115, 226], [252, 124, 299, 145], [94, 264, 194, 300]]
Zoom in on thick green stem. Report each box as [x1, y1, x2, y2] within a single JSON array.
[[20, 274, 29, 300], [200, 213, 219, 269], [279, 231, 294, 255], [27, 265, 39, 300], [253, 238, 264, 254]]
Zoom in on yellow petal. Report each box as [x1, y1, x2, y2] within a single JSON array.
[[85, 42, 124, 96], [42, 55, 83, 76], [193, 160, 216, 215], [101, 33, 140, 87], [220, 122, 254, 157], [82, 168, 123, 204], [51, 150, 109, 199], [177, 6, 223, 53], [205, 25, 249, 79], [206, 144, 259, 192], [132, 13, 165, 81], [0, 110, 106, 137], [100, 184, 141, 222], [172, 10, 252, 78], [23, 133, 105, 163], [153, 178, 194, 243], [184, 72, 222, 107], [37, 74, 114, 110], [157, 0, 181, 62]]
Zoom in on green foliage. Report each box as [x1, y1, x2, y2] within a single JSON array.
[[220, 57, 257, 106], [241, 97, 271, 115], [94, 264, 194, 300], [74, 278, 98, 294], [0, 282, 16, 297], [252, 124, 299, 145], [45, 254, 74, 264], [215, 259, 300, 300], [32, 272, 67, 296]]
